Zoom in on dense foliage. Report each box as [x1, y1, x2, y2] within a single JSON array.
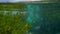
[[0, 11, 30, 34], [0, 3, 26, 11]]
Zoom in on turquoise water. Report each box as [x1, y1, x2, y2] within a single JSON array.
[[26, 4, 40, 23], [26, 3, 60, 34]]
